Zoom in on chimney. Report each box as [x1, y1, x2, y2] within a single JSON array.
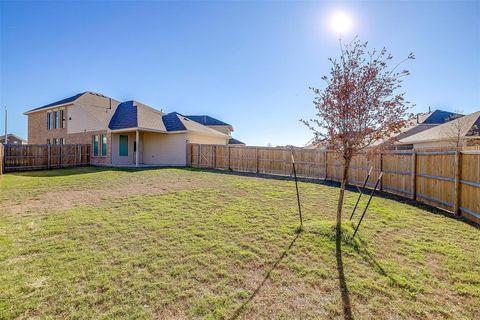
[[417, 113, 419, 124], [429, 106, 431, 113]]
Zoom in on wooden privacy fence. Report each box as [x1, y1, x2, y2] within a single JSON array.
[[0, 144, 4, 175], [2, 144, 90, 172], [187, 144, 480, 224]]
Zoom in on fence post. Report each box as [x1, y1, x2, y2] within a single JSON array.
[[324, 150, 328, 180], [256, 147, 259, 173], [47, 145, 51, 169], [228, 146, 231, 170], [379, 153, 384, 191], [213, 145, 216, 169], [198, 144, 202, 168], [453, 150, 462, 215], [0, 144, 4, 174], [411, 150, 416, 200]]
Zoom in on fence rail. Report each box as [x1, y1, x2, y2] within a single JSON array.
[[2, 144, 90, 172], [187, 144, 480, 224]]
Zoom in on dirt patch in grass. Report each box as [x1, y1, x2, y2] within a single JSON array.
[[0, 168, 247, 216]]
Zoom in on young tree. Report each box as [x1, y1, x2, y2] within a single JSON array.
[[443, 110, 471, 151], [303, 39, 414, 232]]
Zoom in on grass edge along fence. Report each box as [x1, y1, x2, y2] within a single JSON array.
[[1, 143, 90, 173], [187, 143, 480, 225]]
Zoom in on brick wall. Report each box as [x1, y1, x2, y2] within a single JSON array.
[[28, 109, 68, 144], [28, 109, 112, 165]]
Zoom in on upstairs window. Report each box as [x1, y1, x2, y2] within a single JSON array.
[[47, 112, 52, 130], [60, 109, 66, 128], [59, 138, 64, 145], [101, 134, 107, 157], [92, 135, 99, 157], [54, 111, 59, 129], [47, 139, 51, 145]]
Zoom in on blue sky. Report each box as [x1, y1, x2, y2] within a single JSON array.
[[1, 1, 479, 146]]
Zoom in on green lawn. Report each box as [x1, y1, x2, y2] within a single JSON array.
[[0, 167, 478, 319]]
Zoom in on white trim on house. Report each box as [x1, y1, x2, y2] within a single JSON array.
[[23, 102, 75, 115]]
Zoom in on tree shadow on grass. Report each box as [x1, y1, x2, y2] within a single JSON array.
[[336, 227, 354, 320], [228, 231, 301, 320], [352, 236, 400, 288]]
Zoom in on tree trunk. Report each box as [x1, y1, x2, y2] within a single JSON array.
[[336, 158, 351, 231]]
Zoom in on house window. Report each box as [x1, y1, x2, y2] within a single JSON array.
[[47, 112, 52, 130], [119, 135, 128, 156], [101, 134, 107, 157], [47, 139, 51, 145], [52, 138, 58, 145], [92, 135, 99, 157], [59, 138, 64, 145], [60, 109, 66, 128], [54, 110, 59, 129]]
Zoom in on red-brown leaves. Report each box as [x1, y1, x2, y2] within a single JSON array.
[[302, 38, 414, 159]]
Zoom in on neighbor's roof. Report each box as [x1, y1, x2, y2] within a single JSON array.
[[228, 138, 245, 145], [371, 109, 463, 147], [398, 111, 480, 144], [24, 92, 110, 114], [422, 110, 462, 124], [0, 133, 27, 142], [185, 115, 231, 127]]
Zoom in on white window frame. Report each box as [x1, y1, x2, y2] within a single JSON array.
[[47, 112, 52, 130]]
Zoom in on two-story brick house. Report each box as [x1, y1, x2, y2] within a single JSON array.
[[24, 92, 243, 166]]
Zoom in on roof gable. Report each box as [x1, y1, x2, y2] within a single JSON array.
[[162, 112, 187, 131], [109, 101, 137, 129]]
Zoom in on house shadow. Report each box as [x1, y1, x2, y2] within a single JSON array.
[[5, 166, 118, 177], [185, 167, 478, 228], [228, 231, 301, 320], [4, 165, 184, 178]]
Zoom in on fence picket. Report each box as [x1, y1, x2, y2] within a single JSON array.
[[2, 144, 90, 172], [186, 143, 479, 224]]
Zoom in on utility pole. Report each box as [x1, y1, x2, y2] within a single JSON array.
[[3, 107, 7, 144]]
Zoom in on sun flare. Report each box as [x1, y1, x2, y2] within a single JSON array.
[[329, 10, 353, 36]]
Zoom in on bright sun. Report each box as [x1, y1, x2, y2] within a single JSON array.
[[329, 11, 353, 36]]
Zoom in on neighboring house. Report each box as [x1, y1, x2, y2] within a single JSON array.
[[24, 92, 243, 166], [397, 111, 480, 149], [0, 134, 27, 145], [303, 109, 461, 150], [373, 109, 463, 150]]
